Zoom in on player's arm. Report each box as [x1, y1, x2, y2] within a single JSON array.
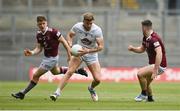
[[128, 45, 145, 53], [87, 37, 104, 53], [24, 43, 42, 56], [58, 35, 71, 61], [66, 31, 75, 47], [78, 37, 104, 56], [151, 46, 162, 79]]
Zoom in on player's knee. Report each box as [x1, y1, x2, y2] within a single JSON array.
[[137, 71, 143, 78], [94, 77, 101, 83]]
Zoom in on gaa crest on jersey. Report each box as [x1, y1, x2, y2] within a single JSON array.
[[81, 38, 92, 45]]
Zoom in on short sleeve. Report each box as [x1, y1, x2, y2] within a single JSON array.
[[94, 28, 103, 38], [53, 29, 62, 40], [152, 38, 160, 48], [36, 34, 41, 44], [71, 24, 78, 33]]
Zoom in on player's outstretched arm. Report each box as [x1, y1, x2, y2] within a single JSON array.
[[66, 31, 75, 47], [58, 35, 71, 62], [128, 45, 145, 53], [24, 43, 42, 56]]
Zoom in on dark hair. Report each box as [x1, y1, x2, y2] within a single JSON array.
[[37, 16, 47, 22], [141, 20, 152, 27]]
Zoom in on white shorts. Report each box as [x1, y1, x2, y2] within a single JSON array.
[[39, 56, 59, 70], [80, 53, 99, 66], [158, 66, 166, 75], [151, 64, 166, 75]]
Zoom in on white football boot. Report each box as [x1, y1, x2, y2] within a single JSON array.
[[134, 94, 147, 102], [88, 86, 98, 102]]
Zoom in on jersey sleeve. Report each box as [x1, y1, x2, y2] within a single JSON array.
[[53, 29, 62, 40], [36, 34, 41, 44], [94, 28, 103, 38], [70, 24, 78, 33], [152, 38, 160, 48]]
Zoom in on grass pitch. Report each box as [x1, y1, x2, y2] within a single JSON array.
[[0, 81, 180, 110]]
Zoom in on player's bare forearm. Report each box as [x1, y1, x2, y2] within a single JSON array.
[[59, 36, 71, 59], [32, 48, 41, 55], [151, 46, 162, 79], [88, 45, 103, 53], [133, 47, 144, 53], [67, 31, 75, 47], [89, 37, 104, 53], [154, 47, 162, 71], [128, 45, 145, 53], [25, 43, 42, 56]]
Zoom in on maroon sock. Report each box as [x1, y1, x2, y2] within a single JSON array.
[[60, 67, 68, 74]]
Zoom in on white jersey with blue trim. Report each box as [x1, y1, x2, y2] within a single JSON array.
[[71, 22, 103, 49]]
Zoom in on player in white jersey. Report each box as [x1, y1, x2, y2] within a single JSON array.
[[50, 12, 104, 102]]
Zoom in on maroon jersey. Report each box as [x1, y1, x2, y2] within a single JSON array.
[[36, 27, 61, 57], [142, 32, 167, 67]]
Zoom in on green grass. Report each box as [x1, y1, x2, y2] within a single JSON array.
[[0, 81, 180, 110]]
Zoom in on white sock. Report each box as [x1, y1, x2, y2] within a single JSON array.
[[55, 88, 61, 96]]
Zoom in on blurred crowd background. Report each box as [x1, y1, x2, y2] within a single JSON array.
[[0, 0, 180, 81]]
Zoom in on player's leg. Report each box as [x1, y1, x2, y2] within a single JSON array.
[[147, 84, 154, 102], [146, 65, 166, 102], [87, 61, 101, 101], [50, 56, 82, 101], [88, 62, 101, 89], [135, 65, 154, 102], [50, 64, 88, 77], [50, 64, 66, 75], [11, 67, 47, 99], [12, 56, 57, 100], [146, 74, 154, 102]]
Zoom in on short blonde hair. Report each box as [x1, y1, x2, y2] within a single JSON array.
[[83, 12, 94, 21]]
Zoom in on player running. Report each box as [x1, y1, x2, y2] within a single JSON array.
[[128, 20, 167, 102], [11, 16, 87, 100], [50, 12, 104, 102]]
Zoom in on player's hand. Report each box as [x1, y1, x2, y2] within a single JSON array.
[[151, 70, 158, 79], [77, 47, 89, 56], [128, 45, 134, 51], [24, 49, 34, 56]]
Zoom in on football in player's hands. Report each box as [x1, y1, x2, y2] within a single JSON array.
[[71, 44, 82, 57]]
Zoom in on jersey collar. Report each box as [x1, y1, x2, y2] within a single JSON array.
[[146, 30, 153, 40], [40, 27, 48, 35]]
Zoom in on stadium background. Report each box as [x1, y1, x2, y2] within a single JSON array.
[[0, 0, 180, 81]]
